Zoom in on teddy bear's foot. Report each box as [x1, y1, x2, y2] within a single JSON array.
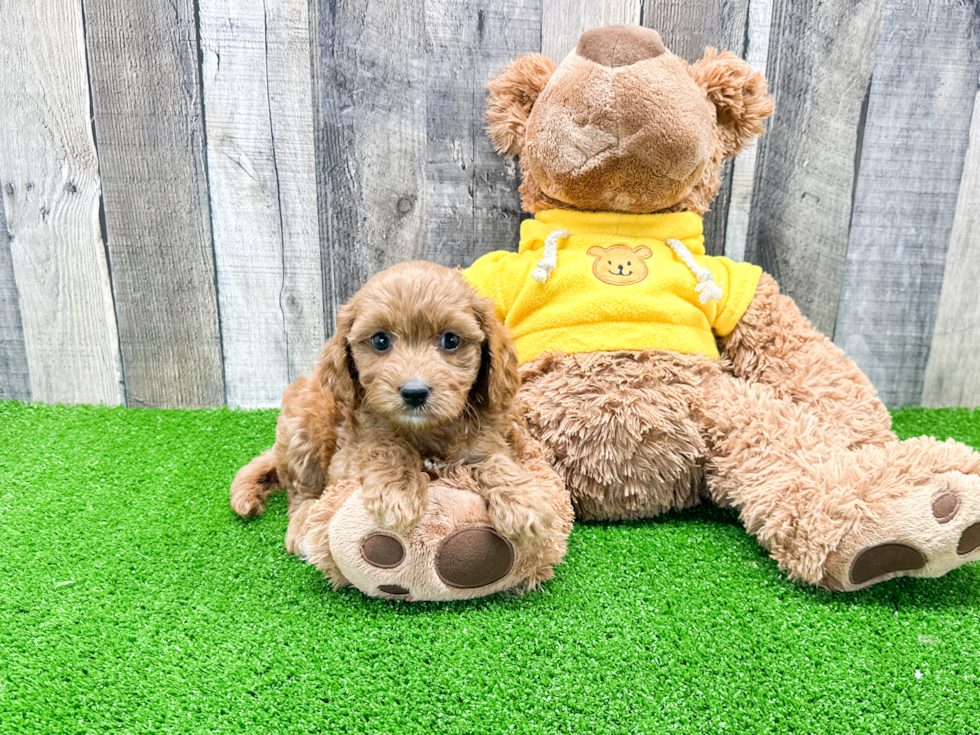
[[823, 469, 980, 591], [299, 470, 573, 601]]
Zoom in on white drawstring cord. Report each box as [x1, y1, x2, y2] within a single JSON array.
[[665, 238, 724, 304], [531, 229, 569, 283]]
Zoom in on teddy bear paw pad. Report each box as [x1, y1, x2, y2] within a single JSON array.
[[435, 527, 515, 589]]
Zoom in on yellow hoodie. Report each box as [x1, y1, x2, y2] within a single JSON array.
[[463, 210, 762, 364]]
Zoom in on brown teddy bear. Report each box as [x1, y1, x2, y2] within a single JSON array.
[[462, 24, 980, 591]]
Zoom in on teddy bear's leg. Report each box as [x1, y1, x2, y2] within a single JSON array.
[[719, 273, 895, 450], [519, 351, 719, 521], [701, 373, 980, 590], [301, 460, 574, 601]]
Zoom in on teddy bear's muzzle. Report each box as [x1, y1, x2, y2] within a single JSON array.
[[576, 24, 666, 67]]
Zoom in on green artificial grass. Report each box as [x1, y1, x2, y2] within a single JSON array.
[[1, 401, 979, 735]]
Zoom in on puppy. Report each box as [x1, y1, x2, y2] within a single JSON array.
[[230, 261, 555, 552]]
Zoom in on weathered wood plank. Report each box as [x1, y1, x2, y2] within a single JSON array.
[[0, 0, 122, 406], [199, 0, 323, 407], [922, 85, 980, 408], [745, 0, 883, 337], [723, 0, 773, 263], [834, 0, 980, 407], [265, 0, 325, 381], [641, 0, 749, 67], [83, 0, 224, 408], [0, 184, 31, 401], [541, 0, 642, 63], [426, 0, 542, 268], [642, 0, 751, 256], [310, 0, 428, 328]]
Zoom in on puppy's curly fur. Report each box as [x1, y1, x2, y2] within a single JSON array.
[[230, 261, 555, 551]]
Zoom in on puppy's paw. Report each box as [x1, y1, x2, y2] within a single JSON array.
[[362, 476, 428, 534], [487, 485, 555, 547]]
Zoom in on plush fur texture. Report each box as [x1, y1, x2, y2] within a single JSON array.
[[231, 262, 573, 599], [478, 24, 980, 591]]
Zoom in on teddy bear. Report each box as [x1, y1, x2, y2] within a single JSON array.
[[237, 24, 980, 599], [459, 24, 980, 592]]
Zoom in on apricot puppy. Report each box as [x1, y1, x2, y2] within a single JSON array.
[[231, 261, 555, 550]]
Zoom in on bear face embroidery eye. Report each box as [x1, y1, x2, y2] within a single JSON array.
[[608, 260, 612, 264], [440, 332, 461, 351], [370, 332, 392, 352], [627, 261, 632, 266]]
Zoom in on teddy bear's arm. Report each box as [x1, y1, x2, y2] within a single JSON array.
[[718, 272, 894, 448]]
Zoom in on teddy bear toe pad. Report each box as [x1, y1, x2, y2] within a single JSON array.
[[958, 522, 980, 555], [360, 532, 405, 568], [849, 543, 926, 586]]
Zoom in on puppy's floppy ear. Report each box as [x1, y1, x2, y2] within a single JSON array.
[[485, 54, 557, 158], [316, 302, 362, 412], [688, 48, 774, 159], [469, 295, 520, 417]]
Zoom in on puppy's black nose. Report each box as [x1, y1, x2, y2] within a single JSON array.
[[400, 380, 430, 408]]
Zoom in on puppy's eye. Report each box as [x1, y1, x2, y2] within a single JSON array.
[[440, 332, 461, 351], [370, 332, 392, 352]]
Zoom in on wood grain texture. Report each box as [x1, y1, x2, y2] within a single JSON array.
[[83, 0, 224, 408], [541, 0, 642, 62], [0, 184, 31, 401], [311, 0, 428, 329], [922, 86, 980, 408], [723, 0, 773, 263], [0, 0, 122, 406], [425, 0, 541, 269], [642, 0, 751, 256], [745, 0, 883, 337], [265, 0, 324, 381], [199, 0, 323, 408], [834, 0, 980, 407]]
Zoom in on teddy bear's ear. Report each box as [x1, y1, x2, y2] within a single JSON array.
[[485, 54, 557, 158], [688, 48, 774, 159], [635, 246, 653, 260]]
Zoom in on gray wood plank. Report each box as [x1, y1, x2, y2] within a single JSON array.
[[425, 0, 542, 268], [834, 0, 980, 407], [642, 0, 751, 256], [541, 0, 642, 63], [266, 0, 325, 382], [723, 0, 773, 263], [199, 0, 323, 408], [83, 0, 225, 408], [310, 0, 428, 325], [922, 86, 980, 408], [0, 0, 122, 406], [0, 183, 31, 401], [745, 0, 883, 337]]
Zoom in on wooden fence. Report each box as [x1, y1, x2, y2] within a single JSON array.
[[1, 0, 978, 409]]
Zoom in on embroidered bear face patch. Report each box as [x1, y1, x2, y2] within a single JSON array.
[[587, 244, 653, 285]]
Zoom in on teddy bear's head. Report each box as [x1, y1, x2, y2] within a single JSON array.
[[485, 25, 774, 215]]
